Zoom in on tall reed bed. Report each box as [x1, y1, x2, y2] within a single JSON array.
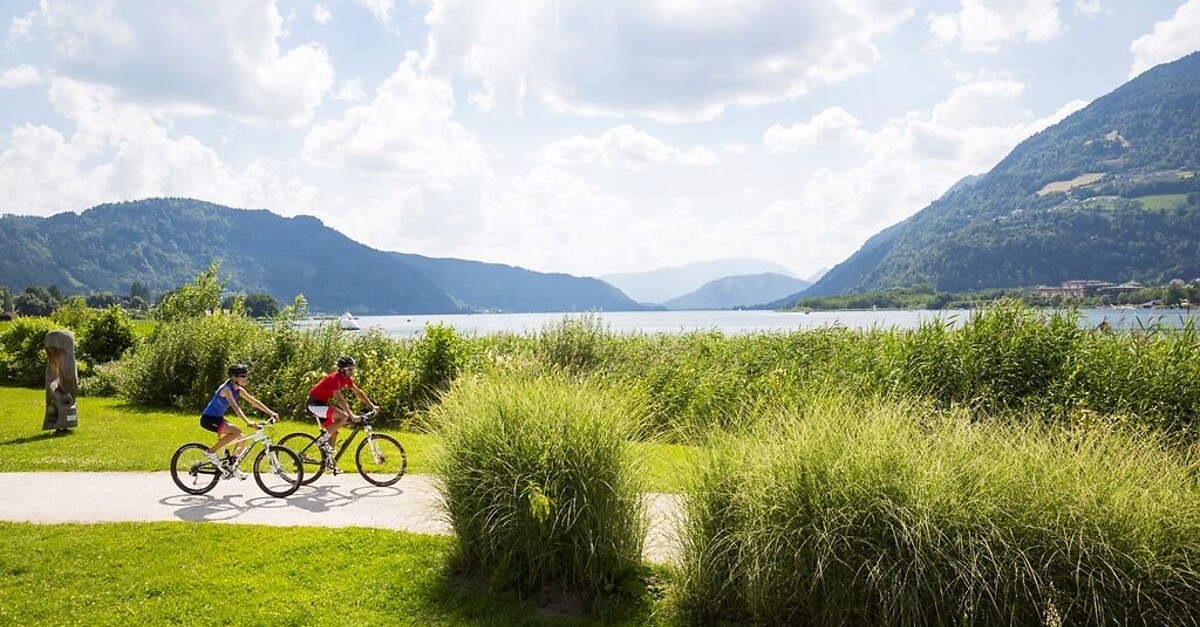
[[430, 373, 648, 596], [675, 392, 1200, 625]]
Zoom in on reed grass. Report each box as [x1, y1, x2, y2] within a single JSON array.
[[430, 373, 649, 596], [675, 390, 1200, 625]]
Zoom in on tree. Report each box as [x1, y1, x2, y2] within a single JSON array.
[[79, 306, 136, 364], [14, 285, 58, 316], [153, 261, 225, 322], [130, 281, 150, 303], [223, 292, 280, 317], [85, 291, 121, 308]]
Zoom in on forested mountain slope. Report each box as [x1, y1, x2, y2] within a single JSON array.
[[802, 51, 1200, 299], [0, 198, 643, 314]]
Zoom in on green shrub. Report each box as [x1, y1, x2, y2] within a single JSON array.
[[79, 306, 137, 364], [409, 323, 467, 409], [0, 317, 63, 386], [431, 373, 647, 596], [114, 312, 262, 408], [676, 392, 1200, 625]]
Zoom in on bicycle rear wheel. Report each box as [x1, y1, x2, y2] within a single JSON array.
[[356, 433, 407, 487], [254, 446, 303, 498], [170, 443, 221, 495], [278, 432, 325, 485]]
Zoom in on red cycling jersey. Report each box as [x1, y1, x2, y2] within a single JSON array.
[[308, 370, 353, 403]]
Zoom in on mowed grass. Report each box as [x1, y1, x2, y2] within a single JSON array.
[[0, 522, 669, 627], [0, 386, 695, 492], [0, 386, 437, 475], [1134, 193, 1189, 210]]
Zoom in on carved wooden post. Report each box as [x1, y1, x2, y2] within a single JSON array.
[[43, 330, 79, 431]]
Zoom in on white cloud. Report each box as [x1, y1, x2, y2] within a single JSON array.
[[421, 0, 918, 122], [764, 107, 869, 153], [747, 79, 1086, 271], [332, 78, 367, 102], [0, 78, 316, 217], [313, 4, 333, 25], [537, 125, 717, 169], [0, 65, 41, 88], [1129, 0, 1200, 77], [8, 10, 36, 42], [354, 0, 395, 24], [302, 53, 489, 186], [1073, 0, 1105, 17], [928, 0, 1063, 52], [33, 0, 334, 125]]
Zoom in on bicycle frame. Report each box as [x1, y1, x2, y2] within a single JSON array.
[[223, 423, 283, 469], [320, 412, 377, 464]]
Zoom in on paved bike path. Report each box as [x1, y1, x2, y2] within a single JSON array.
[[0, 472, 683, 564]]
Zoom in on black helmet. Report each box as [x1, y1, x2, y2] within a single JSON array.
[[336, 356, 356, 369], [228, 363, 249, 377]]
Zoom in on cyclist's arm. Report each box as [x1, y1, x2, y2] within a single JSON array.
[[238, 390, 278, 421], [221, 387, 253, 426], [349, 383, 378, 411]]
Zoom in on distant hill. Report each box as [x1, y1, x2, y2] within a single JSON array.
[[391, 253, 644, 313], [601, 258, 798, 304], [801, 51, 1200, 300], [660, 272, 811, 310], [0, 198, 645, 314]]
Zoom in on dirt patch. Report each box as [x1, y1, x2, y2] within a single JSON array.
[[1036, 172, 1106, 196]]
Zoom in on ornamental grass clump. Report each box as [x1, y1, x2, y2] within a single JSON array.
[[675, 390, 1200, 626], [431, 373, 649, 597]]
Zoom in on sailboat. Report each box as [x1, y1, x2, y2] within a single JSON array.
[[338, 311, 361, 330]]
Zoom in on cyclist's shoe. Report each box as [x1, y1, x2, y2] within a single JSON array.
[[204, 451, 222, 468], [221, 464, 247, 480]]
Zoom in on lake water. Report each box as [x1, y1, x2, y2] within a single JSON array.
[[344, 308, 1200, 338]]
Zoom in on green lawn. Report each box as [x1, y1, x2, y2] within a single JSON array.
[[0, 522, 670, 626], [0, 386, 436, 475], [0, 386, 695, 492], [1134, 193, 1189, 210]]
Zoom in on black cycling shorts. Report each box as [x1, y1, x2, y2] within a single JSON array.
[[200, 414, 226, 433]]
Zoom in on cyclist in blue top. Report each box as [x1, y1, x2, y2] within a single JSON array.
[[200, 364, 278, 473]]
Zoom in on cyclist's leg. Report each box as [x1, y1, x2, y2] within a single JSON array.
[[213, 420, 243, 456]]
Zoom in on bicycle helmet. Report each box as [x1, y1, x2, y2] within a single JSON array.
[[228, 363, 250, 377], [336, 356, 356, 369]]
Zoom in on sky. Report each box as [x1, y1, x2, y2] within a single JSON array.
[[2, 1, 1199, 281]]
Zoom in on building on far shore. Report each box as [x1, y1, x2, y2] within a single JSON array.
[[1031, 280, 1144, 299]]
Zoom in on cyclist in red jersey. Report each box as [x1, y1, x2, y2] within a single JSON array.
[[306, 356, 378, 468]]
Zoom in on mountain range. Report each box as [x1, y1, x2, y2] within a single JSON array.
[[661, 273, 811, 310], [601, 258, 799, 304], [0, 198, 644, 314], [797, 51, 1200, 300]]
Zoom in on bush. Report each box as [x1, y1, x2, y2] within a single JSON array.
[[114, 312, 261, 408], [79, 306, 137, 364], [409, 323, 468, 409], [0, 317, 63, 386], [431, 373, 647, 596]]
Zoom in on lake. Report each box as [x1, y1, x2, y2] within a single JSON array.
[[343, 308, 1200, 338]]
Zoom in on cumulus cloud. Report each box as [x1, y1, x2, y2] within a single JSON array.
[[354, 0, 395, 24], [32, 0, 334, 125], [302, 53, 489, 186], [0, 78, 317, 217], [1129, 0, 1200, 77], [1073, 0, 1105, 17], [0, 65, 41, 88], [537, 125, 717, 169], [313, 4, 333, 25], [928, 0, 1063, 52], [748, 79, 1086, 272], [420, 0, 918, 122], [764, 107, 869, 153]]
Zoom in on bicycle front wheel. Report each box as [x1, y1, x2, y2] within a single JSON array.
[[278, 432, 325, 485], [253, 446, 303, 498], [170, 443, 221, 495], [356, 433, 407, 487]]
